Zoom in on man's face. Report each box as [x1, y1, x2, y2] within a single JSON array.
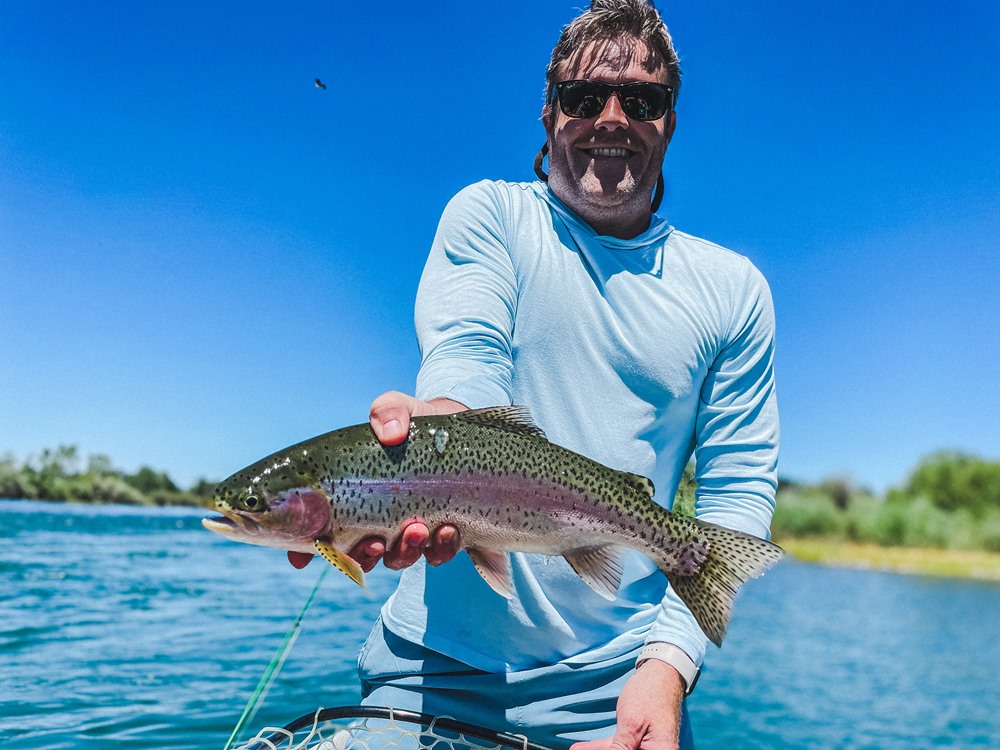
[[543, 37, 676, 237]]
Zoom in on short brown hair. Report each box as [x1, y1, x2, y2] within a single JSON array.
[[544, 0, 681, 106]]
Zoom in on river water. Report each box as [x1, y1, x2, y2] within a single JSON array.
[[2, 499, 998, 748]]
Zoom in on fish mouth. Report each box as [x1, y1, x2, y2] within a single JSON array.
[[201, 487, 332, 549], [202, 512, 261, 537]]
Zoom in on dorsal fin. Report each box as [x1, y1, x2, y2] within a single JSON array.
[[457, 406, 547, 439], [622, 472, 655, 498]]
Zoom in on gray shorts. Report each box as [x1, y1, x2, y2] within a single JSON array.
[[357, 618, 693, 750]]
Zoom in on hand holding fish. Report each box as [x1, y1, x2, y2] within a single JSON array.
[[349, 519, 461, 571], [286, 391, 467, 571], [356, 391, 468, 569], [369, 391, 467, 445]]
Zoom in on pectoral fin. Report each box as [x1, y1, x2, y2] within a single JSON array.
[[466, 547, 513, 598], [314, 538, 366, 588], [563, 546, 624, 601]]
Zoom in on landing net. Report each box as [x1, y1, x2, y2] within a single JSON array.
[[231, 705, 554, 750]]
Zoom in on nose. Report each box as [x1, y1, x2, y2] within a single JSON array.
[[594, 93, 629, 131]]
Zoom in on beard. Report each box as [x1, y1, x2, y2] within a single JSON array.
[[546, 145, 662, 236], [576, 162, 642, 206]]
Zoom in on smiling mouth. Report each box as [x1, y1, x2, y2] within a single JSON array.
[[585, 147, 632, 158]]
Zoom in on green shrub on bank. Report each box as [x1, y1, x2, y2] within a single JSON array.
[[771, 489, 847, 538], [873, 496, 964, 548], [905, 452, 1000, 517], [0, 446, 215, 507], [979, 512, 1000, 553], [772, 452, 1000, 553]]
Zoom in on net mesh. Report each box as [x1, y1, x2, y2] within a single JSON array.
[[232, 706, 552, 750]]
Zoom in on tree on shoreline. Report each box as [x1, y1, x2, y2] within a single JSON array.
[[0, 446, 216, 507], [772, 451, 1000, 552]]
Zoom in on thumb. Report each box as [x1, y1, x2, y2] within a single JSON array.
[[369, 391, 415, 445], [571, 725, 642, 750]]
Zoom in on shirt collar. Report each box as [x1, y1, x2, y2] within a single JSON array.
[[533, 181, 674, 250]]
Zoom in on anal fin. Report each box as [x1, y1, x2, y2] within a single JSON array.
[[563, 545, 624, 601], [314, 538, 366, 588], [466, 547, 513, 598]]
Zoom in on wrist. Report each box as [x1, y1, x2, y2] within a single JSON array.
[[636, 642, 700, 695]]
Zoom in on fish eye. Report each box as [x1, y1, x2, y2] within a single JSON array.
[[241, 491, 265, 511]]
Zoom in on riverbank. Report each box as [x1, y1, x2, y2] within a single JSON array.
[[779, 537, 1000, 582]]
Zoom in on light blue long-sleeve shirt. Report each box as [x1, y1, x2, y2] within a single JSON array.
[[380, 179, 779, 672]]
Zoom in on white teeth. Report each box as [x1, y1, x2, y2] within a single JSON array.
[[590, 147, 629, 157]]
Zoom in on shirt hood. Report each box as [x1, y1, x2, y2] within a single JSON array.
[[531, 181, 674, 251]]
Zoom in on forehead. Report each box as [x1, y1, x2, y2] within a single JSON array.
[[557, 37, 667, 84]]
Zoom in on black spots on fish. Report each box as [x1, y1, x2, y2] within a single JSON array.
[[622, 472, 655, 499], [380, 442, 408, 466], [453, 406, 547, 438], [676, 539, 711, 577], [657, 522, 783, 646]]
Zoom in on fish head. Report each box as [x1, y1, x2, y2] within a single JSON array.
[[202, 451, 331, 552]]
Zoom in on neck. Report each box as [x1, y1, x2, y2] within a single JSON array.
[[548, 182, 654, 239], [584, 209, 652, 239]]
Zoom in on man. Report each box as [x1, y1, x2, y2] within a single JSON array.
[[319, 2, 778, 748]]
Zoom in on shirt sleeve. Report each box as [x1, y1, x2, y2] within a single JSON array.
[[647, 258, 780, 663], [414, 182, 519, 409]]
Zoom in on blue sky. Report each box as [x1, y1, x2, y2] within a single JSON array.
[[2, 0, 997, 495]]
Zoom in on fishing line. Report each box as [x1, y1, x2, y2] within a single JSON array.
[[223, 566, 329, 750]]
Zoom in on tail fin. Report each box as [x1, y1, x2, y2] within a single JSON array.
[[663, 521, 783, 647]]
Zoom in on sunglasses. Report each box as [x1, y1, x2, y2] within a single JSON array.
[[553, 80, 673, 122]]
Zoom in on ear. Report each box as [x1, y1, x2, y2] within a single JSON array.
[[540, 102, 557, 159], [663, 110, 677, 146], [541, 101, 555, 134]]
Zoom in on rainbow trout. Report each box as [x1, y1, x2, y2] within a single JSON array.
[[203, 406, 783, 646]]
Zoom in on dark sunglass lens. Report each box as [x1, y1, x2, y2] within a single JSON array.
[[620, 84, 669, 120], [559, 82, 608, 119]]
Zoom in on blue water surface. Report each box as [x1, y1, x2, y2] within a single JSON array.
[[1, 500, 998, 749]]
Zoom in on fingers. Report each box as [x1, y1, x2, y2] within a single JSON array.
[[382, 522, 430, 569], [570, 740, 613, 750], [369, 391, 417, 446], [425, 524, 460, 566], [369, 392, 469, 446], [345, 522, 460, 572], [571, 725, 643, 750], [348, 537, 386, 573]]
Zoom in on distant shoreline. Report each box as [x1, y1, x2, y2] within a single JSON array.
[[779, 538, 1000, 583]]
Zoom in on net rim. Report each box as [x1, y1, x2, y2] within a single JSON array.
[[253, 705, 555, 750]]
